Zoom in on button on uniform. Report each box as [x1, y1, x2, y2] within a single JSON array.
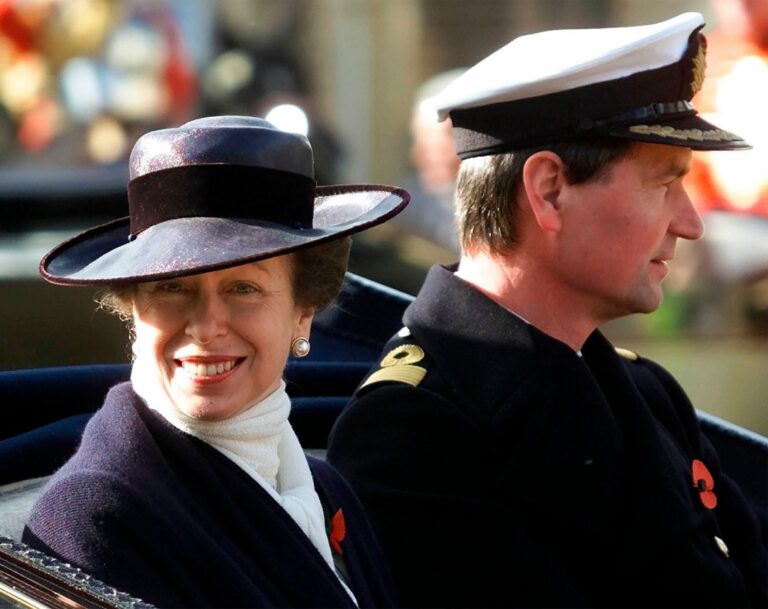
[[714, 536, 730, 558]]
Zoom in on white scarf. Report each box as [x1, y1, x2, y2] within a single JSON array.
[[129, 354, 340, 576]]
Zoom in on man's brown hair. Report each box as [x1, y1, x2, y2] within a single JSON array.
[[456, 138, 634, 254]]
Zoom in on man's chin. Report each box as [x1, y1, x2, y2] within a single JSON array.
[[631, 294, 664, 316]]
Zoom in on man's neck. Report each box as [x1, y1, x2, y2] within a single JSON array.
[[455, 251, 598, 352]]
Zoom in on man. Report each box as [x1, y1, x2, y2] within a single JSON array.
[[393, 68, 465, 254], [328, 12, 768, 608]]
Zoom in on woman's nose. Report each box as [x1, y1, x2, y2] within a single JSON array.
[[185, 294, 228, 344]]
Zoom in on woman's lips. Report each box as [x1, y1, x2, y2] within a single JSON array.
[[175, 357, 244, 384]]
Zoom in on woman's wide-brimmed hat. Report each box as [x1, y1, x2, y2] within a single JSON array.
[[40, 116, 410, 285]]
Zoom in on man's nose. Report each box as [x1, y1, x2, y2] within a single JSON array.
[[671, 187, 705, 241]]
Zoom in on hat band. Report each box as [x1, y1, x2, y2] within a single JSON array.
[[128, 165, 316, 236], [588, 101, 694, 130], [452, 98, 697, 158]]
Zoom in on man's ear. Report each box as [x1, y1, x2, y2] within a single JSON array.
[[521, 151, 567, 233]]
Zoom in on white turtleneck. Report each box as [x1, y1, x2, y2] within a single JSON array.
[[129, 352, 356, 603]]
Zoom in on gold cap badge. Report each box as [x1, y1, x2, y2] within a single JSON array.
[[691, 34, 706, 95]]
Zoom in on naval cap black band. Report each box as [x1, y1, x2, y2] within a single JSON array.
[[450, 57, 700, 158], [448, 26, 709, 158], [127, 164, 316, 236]]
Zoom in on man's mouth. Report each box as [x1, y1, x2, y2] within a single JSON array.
[[652, 252, 674, 266], [650, 258, 672, 278]]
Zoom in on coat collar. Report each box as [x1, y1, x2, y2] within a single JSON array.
[[403, 265, 704, 561], [404, 264, 583, 418]]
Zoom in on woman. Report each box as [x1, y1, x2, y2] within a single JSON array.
[[22, 116, 409, 608]]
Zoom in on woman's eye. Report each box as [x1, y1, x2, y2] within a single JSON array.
[[233, 283, 257, 295], [159, 282, 184, 293]]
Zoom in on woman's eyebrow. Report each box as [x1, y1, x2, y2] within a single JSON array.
[[230, 261, 270, 276]]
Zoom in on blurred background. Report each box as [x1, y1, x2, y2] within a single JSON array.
[[0, 0, 765, 434]]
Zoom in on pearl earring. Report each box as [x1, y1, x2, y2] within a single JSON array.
[[291, 337, 311, 358]]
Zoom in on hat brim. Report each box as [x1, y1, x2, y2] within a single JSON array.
[[608, 114, 751, 151], [40, 185, 409, 285]]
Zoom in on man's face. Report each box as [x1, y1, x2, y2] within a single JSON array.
[[554, 142, 702, 322]]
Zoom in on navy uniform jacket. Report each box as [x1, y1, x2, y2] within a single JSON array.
[[328, 265, 768, 608], [23, 382, 396, 609]]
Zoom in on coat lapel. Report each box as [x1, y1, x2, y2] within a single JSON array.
[[582, 334, 703, 566], [404, 267, 627, 539], [123, 386, 359, 608], [404, 266, 704, 561]]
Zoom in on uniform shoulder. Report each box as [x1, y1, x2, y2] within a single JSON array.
[[613, 344, 697, 424], [614, 345, 677, 385], [355, 327, 434, 395], [613, 345, 677, 383], [614, 346, 639, 361]]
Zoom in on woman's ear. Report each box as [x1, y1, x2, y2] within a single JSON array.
[[295, 306, 315, 339], [521, 151, 567, 233]]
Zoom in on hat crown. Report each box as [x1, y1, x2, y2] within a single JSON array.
[[430, 12, 705, 120], [40, 113, 410, 286], [129, 115, 314, 180], [426, 12, 749, 156]]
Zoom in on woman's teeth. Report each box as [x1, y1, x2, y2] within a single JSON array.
[[181, 360, 236, 377]]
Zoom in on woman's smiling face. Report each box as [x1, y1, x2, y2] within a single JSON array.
[[131, 255, 313, 421]]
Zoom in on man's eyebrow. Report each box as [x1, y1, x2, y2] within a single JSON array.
[[647, 159, 690, 183], [661, 159, 692, 179]]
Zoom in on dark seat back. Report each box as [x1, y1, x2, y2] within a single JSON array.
[[697, 410, 768, 527], [0, 273, 413, 483], [0, 272, 766, 527]]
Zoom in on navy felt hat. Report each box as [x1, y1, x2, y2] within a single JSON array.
[[40, 116, 409, 285], [428, 13, 750, 159]]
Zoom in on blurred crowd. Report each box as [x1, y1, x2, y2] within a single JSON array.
[[0, 0, 341, 180], [0, 0, 197, 164], [680, 0, 768, 336], [0, 0, 766, 336]]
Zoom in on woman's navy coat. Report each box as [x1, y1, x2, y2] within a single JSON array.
[[23, 382, 395, 609]]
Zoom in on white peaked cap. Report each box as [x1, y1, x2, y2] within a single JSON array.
[[426, 13, 749, 158]]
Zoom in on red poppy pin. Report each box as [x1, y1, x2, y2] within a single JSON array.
[[692, 459, 717, 509], [329, 508, 346, 555]]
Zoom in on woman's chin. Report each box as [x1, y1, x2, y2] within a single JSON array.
[[167, 378, 238, 421], [176, 396, 239, 421]]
